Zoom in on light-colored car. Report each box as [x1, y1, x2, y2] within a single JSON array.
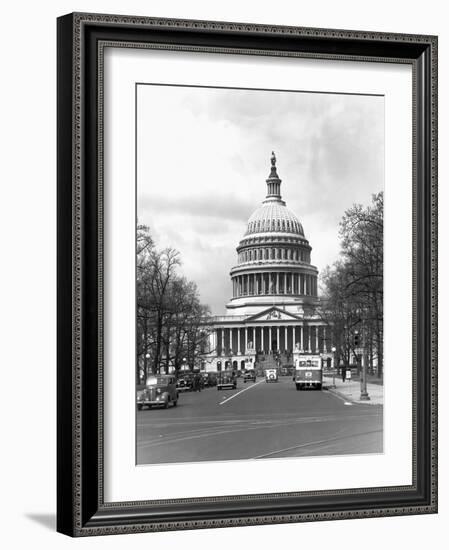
[[137, 375, 178, 409], [265, 368, 278, 383]]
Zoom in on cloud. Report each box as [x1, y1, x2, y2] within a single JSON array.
[[139, 193, 253, 223], [137, 85, 384, 314]]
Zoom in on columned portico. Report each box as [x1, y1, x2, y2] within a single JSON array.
[[202, 153, 330, 373]]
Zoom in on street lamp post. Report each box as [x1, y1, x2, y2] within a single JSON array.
[[144, 353, 151, 382], [359, 324, 370, 401], [331, 346, 337, 389]]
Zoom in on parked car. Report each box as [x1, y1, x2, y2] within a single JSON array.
[[243, 369, 256, 383], [176, 376, 191, 392], [204, 372, 217, 387], [202, 372, 217, 387], [217, 370, 237, 390], [265, 368, 278, 383], [137, 375, 178, 409]]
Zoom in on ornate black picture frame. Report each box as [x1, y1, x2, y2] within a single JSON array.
[[57, 12, 438, 536]]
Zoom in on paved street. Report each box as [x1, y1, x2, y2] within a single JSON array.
[[137, 377, 383, 465]]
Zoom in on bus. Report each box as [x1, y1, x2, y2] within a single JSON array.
[[294, 355, 322, 390]]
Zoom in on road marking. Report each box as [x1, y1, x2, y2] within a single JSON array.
[[344, 402, 353, 406], [219, 379, 265, 405], [250, 429, 383, 459], [138, 415, 380, 449]]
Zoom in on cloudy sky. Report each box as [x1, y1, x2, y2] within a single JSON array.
[[137, 84, 384, 315]]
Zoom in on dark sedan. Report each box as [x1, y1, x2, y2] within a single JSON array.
[[243, 370, 257, 383], [217, 371, 237, 390]]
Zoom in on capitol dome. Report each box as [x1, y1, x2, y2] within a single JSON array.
[[245, 202, 304, 237], [227, 152, 319, 315]]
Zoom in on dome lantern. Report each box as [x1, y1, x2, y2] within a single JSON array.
[[265, 151, 282, 201]]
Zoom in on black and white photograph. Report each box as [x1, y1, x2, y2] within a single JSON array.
[[135, 84, 384, 465]]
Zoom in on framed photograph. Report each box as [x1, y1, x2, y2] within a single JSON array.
[[57, 13, 438, 536]]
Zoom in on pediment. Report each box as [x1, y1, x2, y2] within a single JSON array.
[[247, 306, 301, 322]]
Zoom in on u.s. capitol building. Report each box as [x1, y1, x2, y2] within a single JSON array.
[[203, 152, 330, 372]]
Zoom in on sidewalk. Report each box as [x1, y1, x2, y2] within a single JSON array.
[[322, 375, 383, 405]]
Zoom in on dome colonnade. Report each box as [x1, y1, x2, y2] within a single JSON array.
[[203, 153, 330, 372]]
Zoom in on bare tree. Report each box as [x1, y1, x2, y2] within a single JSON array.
[[320, 192, 383, 377], [136, 225, 211, 380]]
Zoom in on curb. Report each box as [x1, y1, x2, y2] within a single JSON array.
[[323, 385, 383, 406]]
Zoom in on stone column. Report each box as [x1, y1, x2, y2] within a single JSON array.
[[308, 326, 312, 351], [261, 326, 264, 352], [276, 272, 279, 294], [221, 328, 225, 356], [277, 326, 280, 352], [299, 326, 303, 351], [269, 326, 272, 352], [284, 273, 287, 294], [316, 326, 319, 352], [237, 327, 241, 354], [245, 327, 248, 354], [285, 326, 288, 351]]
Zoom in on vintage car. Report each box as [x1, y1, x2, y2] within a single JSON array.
[[176, 374, 193, 392], [203, 372, 217, 387], [217, 370, 237, 390], [202, 372, 216, 387], [265, 368, 279, 383], [243, 369, 257, 383], [137, 375, 178, 409]]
